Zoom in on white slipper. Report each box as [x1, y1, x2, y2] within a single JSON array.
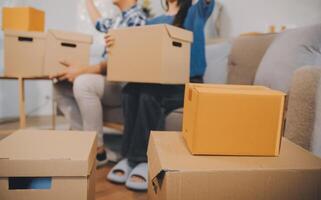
[[125, 162, 148, 191], [107, 159, 133, 184]]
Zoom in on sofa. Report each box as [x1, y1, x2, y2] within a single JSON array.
[[103, 25, 321, 157]]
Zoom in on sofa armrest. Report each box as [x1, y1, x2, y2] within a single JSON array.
[[285, 66, 321, 154]]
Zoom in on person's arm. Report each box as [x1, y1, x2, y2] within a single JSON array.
[[81, 61, 107, 75], [126, 14, 147, 27], [195, 0, 215, 19], [86, 0, 102, 25], [49, 60, 107, 82]]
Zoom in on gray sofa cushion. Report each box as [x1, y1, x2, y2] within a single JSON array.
[[255, 24, 321, 92], [228, 34, 276, 85], [165, 108, 183, 131]]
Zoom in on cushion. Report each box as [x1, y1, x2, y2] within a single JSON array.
[[165, 108, 183, 131], [254, 24, 321, 92], [205, 1, 223, 39], [204, 40, 232, 84], [227, 34, 276, 85]]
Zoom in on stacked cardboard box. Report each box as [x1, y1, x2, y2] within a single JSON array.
[[107, 24, 193, 84], [4, 30, 92, 77], [148, 83, 321, 199], [148, 132, 321, 200], [183, 83, 286, 156], [2, 7, 92, 77], [2, 7, 45, 32], [0, 130, 97, 200]]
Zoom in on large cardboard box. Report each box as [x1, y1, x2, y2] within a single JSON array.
[[183, 83, 286, 156], [148, 132, 321, 200], [0, 130, 97, 200], [2, 7, 45, 32], [44, 30, 92, 76], [3, 30, 92, 77], [4, 30, 46, 77], [0, 130, 13, 140], [107, 24, 193, 84]]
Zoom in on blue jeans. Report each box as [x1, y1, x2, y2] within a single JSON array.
[[121, 83, 185, 164]]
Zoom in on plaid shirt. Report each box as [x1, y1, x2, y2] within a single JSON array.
[[95, 4, 146, 33]]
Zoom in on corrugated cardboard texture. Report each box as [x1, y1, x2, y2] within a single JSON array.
[[0, 130, 13, 140], [0, 177, 89, 200], [148, 132, 321, 200], [107, 24, 192, 84], [3, 29, 92, 77], [4, 30, 46, 77], [43, 30, 92, 76], [87, 164, 96, 200], [2, 7, 45, 32], [183, 83, 286, 156], [0, 130, 97, 177]]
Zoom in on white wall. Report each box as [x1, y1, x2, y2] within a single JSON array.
[[1, 0, 321, 119], [0, 0, 117, 119], [219, 0, 321, 37]]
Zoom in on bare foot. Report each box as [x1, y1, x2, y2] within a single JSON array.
[[114, 170, 124, 177], [130, 175, 146, 183]]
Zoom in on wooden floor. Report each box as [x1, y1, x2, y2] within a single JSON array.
[[0, 116, 148, 200], [96, 165, 147, 200]]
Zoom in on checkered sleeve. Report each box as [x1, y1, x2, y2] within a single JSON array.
[[127, 14, 146, 27], [95, 18, 114, 33]]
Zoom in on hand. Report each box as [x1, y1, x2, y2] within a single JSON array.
[[49, 60, 87, 82], [104, 33, 115, 50]]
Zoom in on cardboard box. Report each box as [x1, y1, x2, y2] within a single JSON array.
[[4, 30, 46, 77], [148, 132, 321, 200], [0, 130, 13, 140], [4, 30, 92, 77], [0, 130, 97, 200], [183, 83, 286, 156], [2, 7, 45, 32], [44, 30, 92, 76], [107, 24, 193, 84]]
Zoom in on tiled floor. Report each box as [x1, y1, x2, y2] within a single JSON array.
[[96, 165, 147, 200]]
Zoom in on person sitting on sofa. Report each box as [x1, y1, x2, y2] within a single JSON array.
[[105, 0, 215, 191], [50, 0, 146, 167]]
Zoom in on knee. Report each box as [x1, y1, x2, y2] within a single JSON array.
[[139, 93, 158, 105], [122, 83, 140, 95], [73, 74, 100, 98]]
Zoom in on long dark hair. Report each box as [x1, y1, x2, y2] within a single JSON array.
[[162, 0, 192, 28]]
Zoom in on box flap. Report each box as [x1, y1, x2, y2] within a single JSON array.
[[189, 83, 285, 96], [4, 30, 46, 39], [48, 29, 93, 44], [0, 130, 97, 177], [183, 85, 200, 152], [164, 24, 193, 43], [3, 6, 43, 12], [188, 83, 271, 90], [148, 132, 321, 181]]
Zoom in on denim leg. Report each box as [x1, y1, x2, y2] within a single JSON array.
[[126, 93, 164, 164], [121, 84, 141, 159], [122, 84, 185, 164]]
